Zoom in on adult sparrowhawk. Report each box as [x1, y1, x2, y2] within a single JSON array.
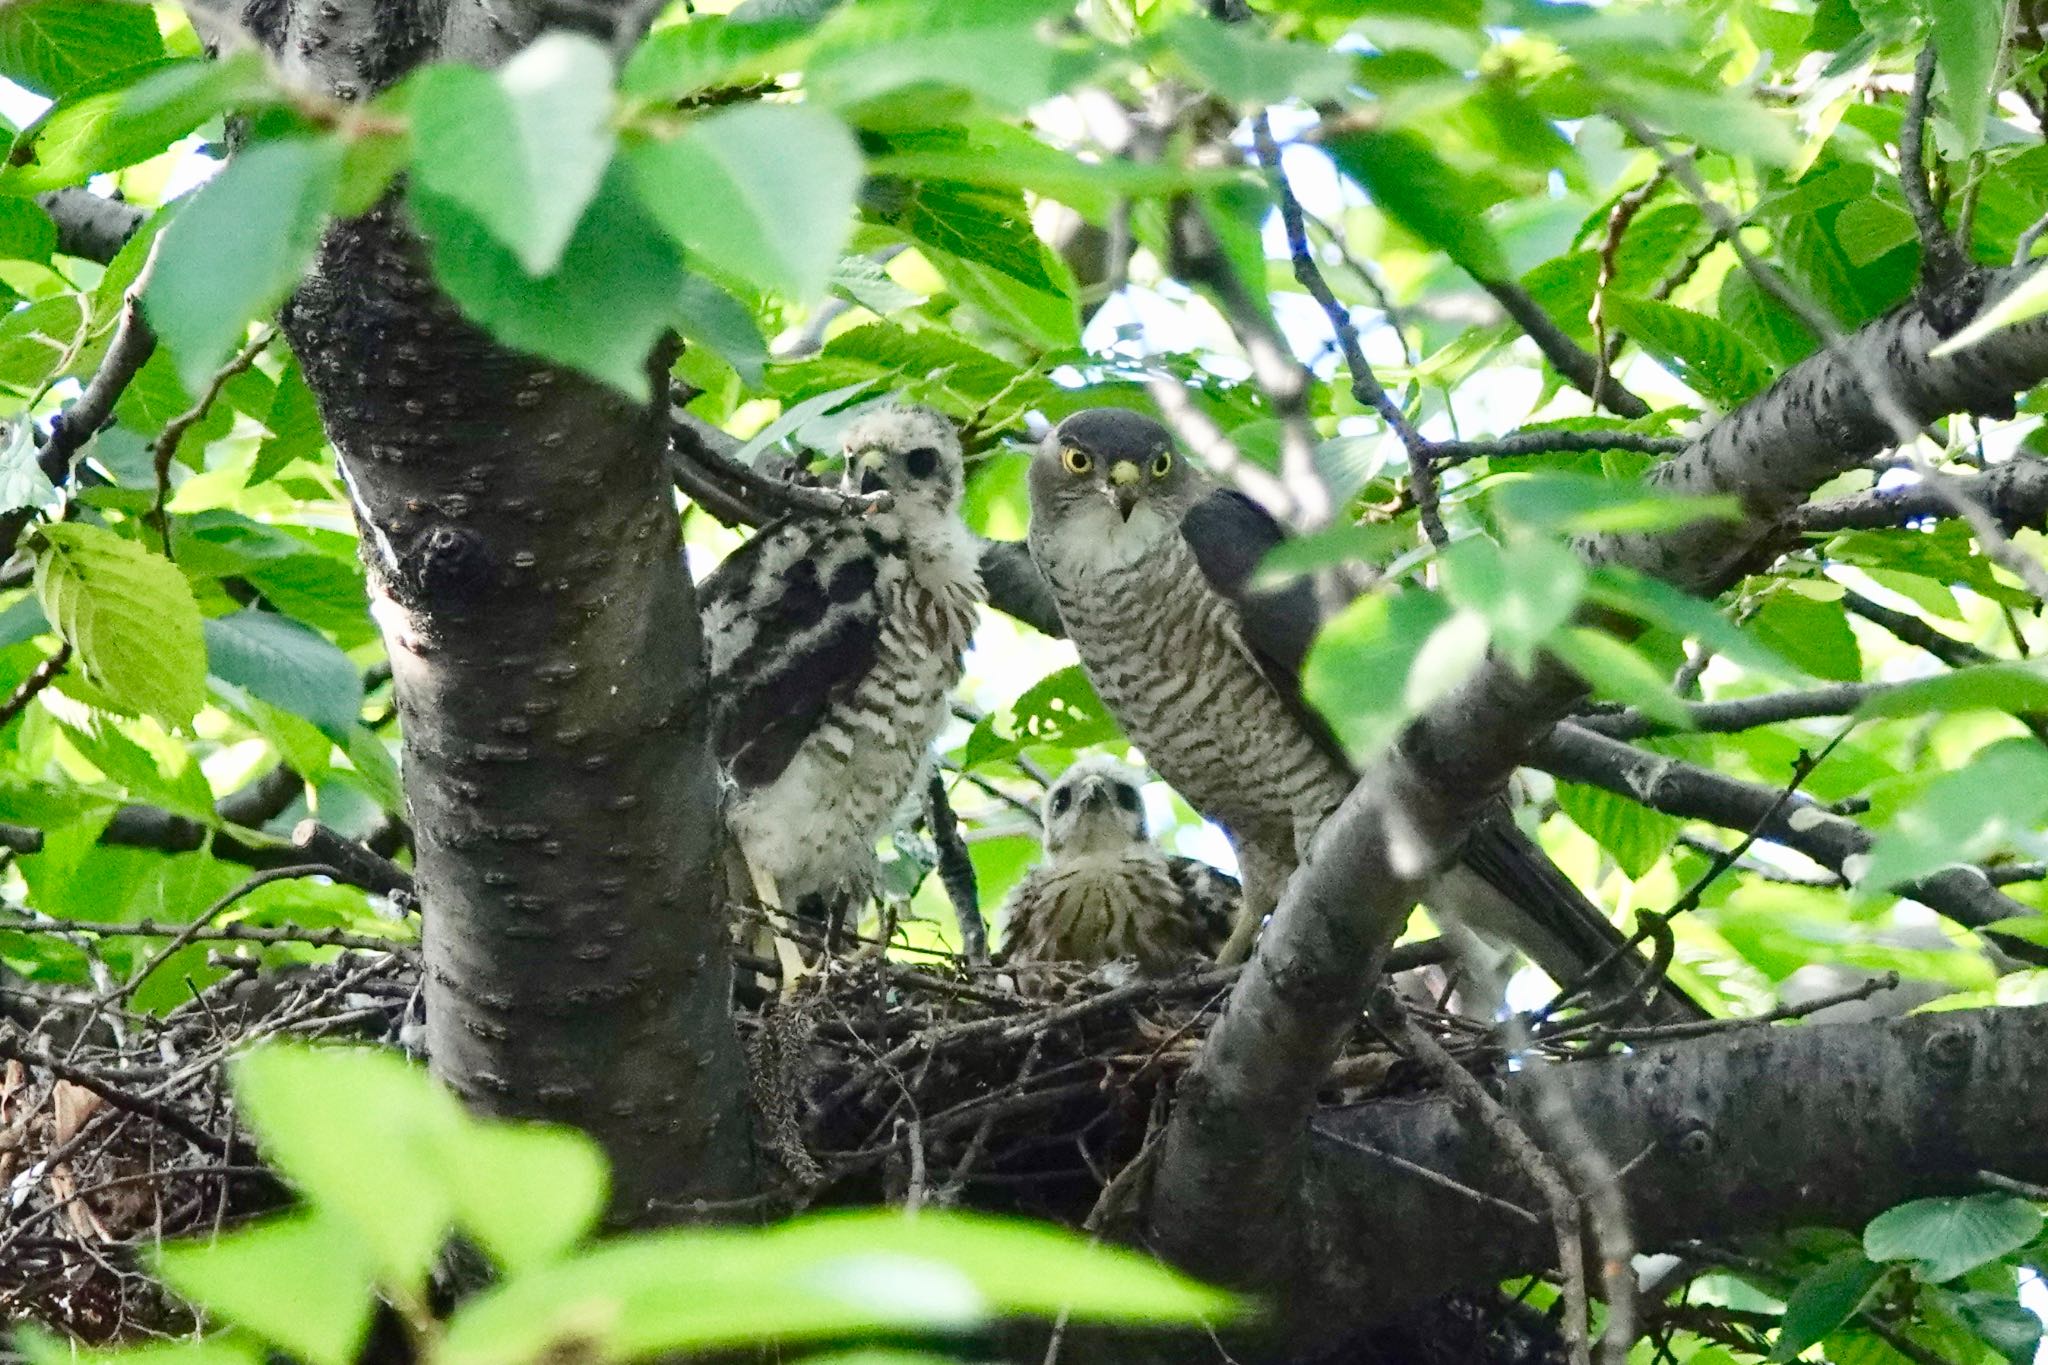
[[1026, 407, 1699, 1018]]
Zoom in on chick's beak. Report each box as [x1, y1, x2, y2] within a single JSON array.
[[1107, 460, 1140, 521], [1077, 778, 1112, 811], [855, 451, 886, 495]]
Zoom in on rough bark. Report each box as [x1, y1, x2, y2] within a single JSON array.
[[1292, 1003, 2048, 1344], [258, 0, 756, 1215], [1146, 268, 2048, 1284]]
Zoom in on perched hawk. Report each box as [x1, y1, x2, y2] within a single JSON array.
[[1000, 755, 1237, 977], [1026, 408, 1700, 1018], [701, 404, 984, 928]]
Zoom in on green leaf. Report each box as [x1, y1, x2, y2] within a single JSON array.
[[0, 293, 87, 393], [33, 522, 206, 728], [413, 161, 686, 400], [0, 417, 55, 513], [248, 359, 326, 485], [1325, 130, 1507, 279], [620, 15, 813, 101], [1943, 1288, 2045, 1364], [411, 33, 616, 276], [1752, 591, 1860, 683], [1833, 198, 1917, 268], [441, 1210, 1237, 1365], [17, 1330, 263, 1365], [1772, 1253, 1884, 1361], [1602, 295, 1774, 406], [146, 136, 343, 395], [2, 53, 271, 195], [1861, 739, 2048, 891], [1930, 0, 2001, 154], [1931, 264, 2048, 357], [204, 610, 363, 740], [1156, 15, 1355, 103], [1602, 76, 1799, 164], [154, 1212, 378, 1365], [1253, 523, 1409, 584], [1547, 628, 1695, 729], [630, 103, 860, 303], [1586, 568, 1807, 682], [1863, 1195, 2044, 1283], [803, 0, 1088, 115], [0, 198, 57, 263], [1441, 536, 1586, 671], [1304, 588, 1456, 765], [1857, 664, 2048, 719], [233, 1044, 460, 1291], [1494, 472, 1742, 535], [1555, 781, 1679, 879], [447, 1120, 608, 1273], [866, 176, 1057, 295], [675, 272, 768, 388], [962, 663, 1121, 769], [0, 0, 164, 98]]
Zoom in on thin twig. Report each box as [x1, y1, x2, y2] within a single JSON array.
[[924, 769, 986, 965], [104, 863, 344, 1007], [1901, 43, 1969, 286], [0, 644, 70, 730], [152, 327, 276, 556]]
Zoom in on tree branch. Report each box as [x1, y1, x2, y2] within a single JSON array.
[[1147, 264, 2048, 1284], [1532, 722, 2043, 945], [1797, 455, 2048, 533], [1290, 1004, 2048, 1340], [35, 189, 145, 266]]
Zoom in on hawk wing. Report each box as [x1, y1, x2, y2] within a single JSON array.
[[1177, 487, 1352, 770], [1178, 488, 1706, 1022], [1165, 856, 1240, 958], [699, 515, 890, 789]]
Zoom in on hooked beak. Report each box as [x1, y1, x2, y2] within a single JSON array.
[[1107, 461, 1140, 521], [1077, 778, 1112, 811], [853, 451, 886, 496]]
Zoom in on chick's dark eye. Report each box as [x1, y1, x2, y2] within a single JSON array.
[[1113, 784, 1140, 812], [1050, 789, 1072, 815], [905, 446, 940, 479]]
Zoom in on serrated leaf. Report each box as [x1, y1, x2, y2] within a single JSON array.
[[1603, 295, 1774, 406], [155, 1212, 377, 1365], [631, 103, 860, 303], [0, 198, 56, 263], [204, 610, 363, 740], [1325, 129, 1506, 279], [33, 522, 206, 727], [1864, 1196, 2044, 1283], [411, 33, 616, 276], [146, 136, 343, 394], [0, 0, 164, 99], [412, 161, 685, 400], [1772, 1253, 1884, 1360], [1555, 781, 1679, 879]]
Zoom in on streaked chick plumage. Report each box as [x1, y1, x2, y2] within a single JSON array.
[[701, 404, 984, 920], [1000, 756, 1237, 977]]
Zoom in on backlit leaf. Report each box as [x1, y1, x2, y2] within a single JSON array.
[[33, 522, 206, 727]]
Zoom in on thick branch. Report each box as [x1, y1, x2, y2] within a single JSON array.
[[265, 0, 757, 1214], [36, 189, 145, 265], [1148, 265, 2048, 1283], [1293, 1004, 2048, 1338], [1798, 456, 2048, 533]]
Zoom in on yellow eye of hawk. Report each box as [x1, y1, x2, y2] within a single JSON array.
[[1151, 450, 1173, 478], [1062, 447, 1093, 476]]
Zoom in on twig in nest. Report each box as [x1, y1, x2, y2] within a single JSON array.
[[1390, 1004, 1592, 1365]]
